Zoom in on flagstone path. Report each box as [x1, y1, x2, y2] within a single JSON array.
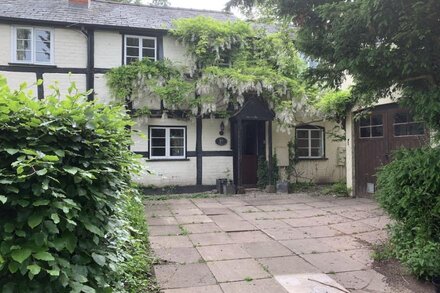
[[145, 192, 408, 293]]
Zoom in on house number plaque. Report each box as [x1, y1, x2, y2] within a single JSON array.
[[215, 137, 228, 146]]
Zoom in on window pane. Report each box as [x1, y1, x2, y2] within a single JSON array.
[[371, 114, 383, 126], [311, 139, 321, 147], [126, 47, 139, 57], [151, 148, 165, 157], [151, 138, 165, 147], [170, 138, 184, 147], [126, 57, 138, 64], [296, 139, 308, 148], [17, 40, 31, 50], [297, 130, 308, 139], [394, 112, 409, 123], [36, 52, 50, 63], [17, 28, 31, 40], [16, 50, 31, 61], [142, 39, 155, 48], [36, 30, 51, 42], [36, 41, 50, 52], [360, 127, 370, 138], [409, 123, 424, 135], [126, 37, 139, 46], [371, 126, 383, 137], [360, 116, 370, 127], [394, 125, 406, 136], [170, 129, 184, 138], [151, 128, 165, 137], [310, 130, 321, 138], [297, 148, 309, 157], [170, 148, 184, 157], [142, 49, 155, 59], [310, 148, 321, 157]]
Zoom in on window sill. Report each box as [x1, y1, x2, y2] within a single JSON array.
[[146, 158, 190, 162], [296, 157, 329, 161], [8, 63, 56, 68]]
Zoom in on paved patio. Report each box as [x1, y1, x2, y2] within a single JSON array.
[[145, 192, 403, 293]]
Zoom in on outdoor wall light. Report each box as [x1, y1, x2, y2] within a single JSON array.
[[219, 121, 225, 135]]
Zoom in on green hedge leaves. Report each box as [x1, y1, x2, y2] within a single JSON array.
[[376, 147, 440, 279], [0, 76, 141, 292]]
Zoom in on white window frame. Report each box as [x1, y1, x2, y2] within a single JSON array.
[[359, 114, 384, 139], [124, 35, 157, 64], [393, 112, 425, 137], [296, 128, 325, 159], [149, 126, 186, 159], [11, 26, 54, 65]]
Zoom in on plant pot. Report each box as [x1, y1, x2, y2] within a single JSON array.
[[265, 185, 276, 193], [216, 178, 227, 194], [223, 182, 236, 195], [276, 181, 288, 193]]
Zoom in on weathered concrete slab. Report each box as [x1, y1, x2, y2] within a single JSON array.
[[197, 244, 251, 261], [154, 263, 217, 289], [148, 216, 178, 226], [258, 256, 320, 275], [149, 225, 181, 236], [181, 223, 222, 234], [150, 235, 193, 249], [302, 251, 367, 273], [242, 241, 292, 258], [153, 247, 202, 264], [162, 285, 223, 293], [297, 225, 343, 238], [330, 221, 378, 234], [275, 273, 349, 293], [333, 270, 393, 292], [221, 278, 289, 293], [228, 231, 272, 243], [189, 232, 234, 246], [175, 215, 213, 224], [207, 259, 270, 282]]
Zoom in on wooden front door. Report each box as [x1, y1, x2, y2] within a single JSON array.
[[241, 120, 266, 186], [354, 104, 429, 196]]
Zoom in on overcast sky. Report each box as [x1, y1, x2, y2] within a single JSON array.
[[167, 0, 229, 11]]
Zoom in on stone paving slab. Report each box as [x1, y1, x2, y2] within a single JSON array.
[[275, 273, 349, 293], [220, 278, 289, 293], [154, 263, 217, 289], [207, 259, 271, 282], [196, 244, 251, 261], [145, 193, 403, 292], [162, 285, 223, 293], [258, 255, 320, 275]]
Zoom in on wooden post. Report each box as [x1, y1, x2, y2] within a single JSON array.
[[237, 119, 243, 191], [268, 120, 273, 184]]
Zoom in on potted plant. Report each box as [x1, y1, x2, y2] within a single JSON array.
[[222, 168, 236, 195]]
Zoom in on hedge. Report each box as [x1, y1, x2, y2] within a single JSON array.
[[0, 76, 141, 292], [376, 147, 440, 279]]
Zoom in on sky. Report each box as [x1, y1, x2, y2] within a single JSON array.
[[167, 0, 230, 11]]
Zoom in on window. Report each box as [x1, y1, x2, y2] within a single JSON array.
[[359, 114, 383, 138], [296, 127, 324, 159], [149, 127, 186, 159], [12, 27, 54, 64], [124, 35, 157, 64], [394, 112, 425, 136]]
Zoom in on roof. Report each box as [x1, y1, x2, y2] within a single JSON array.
[[0, 0, 236, 31]]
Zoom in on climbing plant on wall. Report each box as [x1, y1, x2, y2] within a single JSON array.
[[106, 16, 331, 127]]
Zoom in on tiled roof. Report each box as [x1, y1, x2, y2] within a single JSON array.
[[0, 0, 236, 30]]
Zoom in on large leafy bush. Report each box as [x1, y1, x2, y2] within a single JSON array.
[[376, 147, 440, 279], [0, 76, 140, 292]]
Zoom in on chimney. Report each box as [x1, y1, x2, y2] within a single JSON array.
[[69, 0, 91, 8]]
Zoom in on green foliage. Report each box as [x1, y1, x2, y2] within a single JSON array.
[[107, 17, 323, 127], [376, 147, 440, 279], [288, 181, 315, 193], [228, 0, 440, 136], [257, 155, 279, 188], [322, 181, 351, 197], [114, 190, 159, 292], [0, 75, 141, 291], [315, 89, 354, 127]]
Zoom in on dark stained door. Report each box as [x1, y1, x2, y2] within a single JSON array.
[[241, 120, 265, 186], [354, 104, 429, 196]]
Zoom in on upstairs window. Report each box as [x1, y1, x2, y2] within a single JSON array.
[[296, 126, 325, 159], [149, 127, 186, 159], [12, 27, 54, 65], [394, 112, 425, 136], [359, 114, 383, 138], [124, 35, 157, 64]]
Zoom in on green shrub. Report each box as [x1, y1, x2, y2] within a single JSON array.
[[0, 76, 140, 292], [376, 147, 440, 279], [322, 181, 351, 197], [257, 155, 279, 189], [288, 181, 315, 193]]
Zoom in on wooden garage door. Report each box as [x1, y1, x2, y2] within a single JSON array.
[[354, 104, 429, 197]]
